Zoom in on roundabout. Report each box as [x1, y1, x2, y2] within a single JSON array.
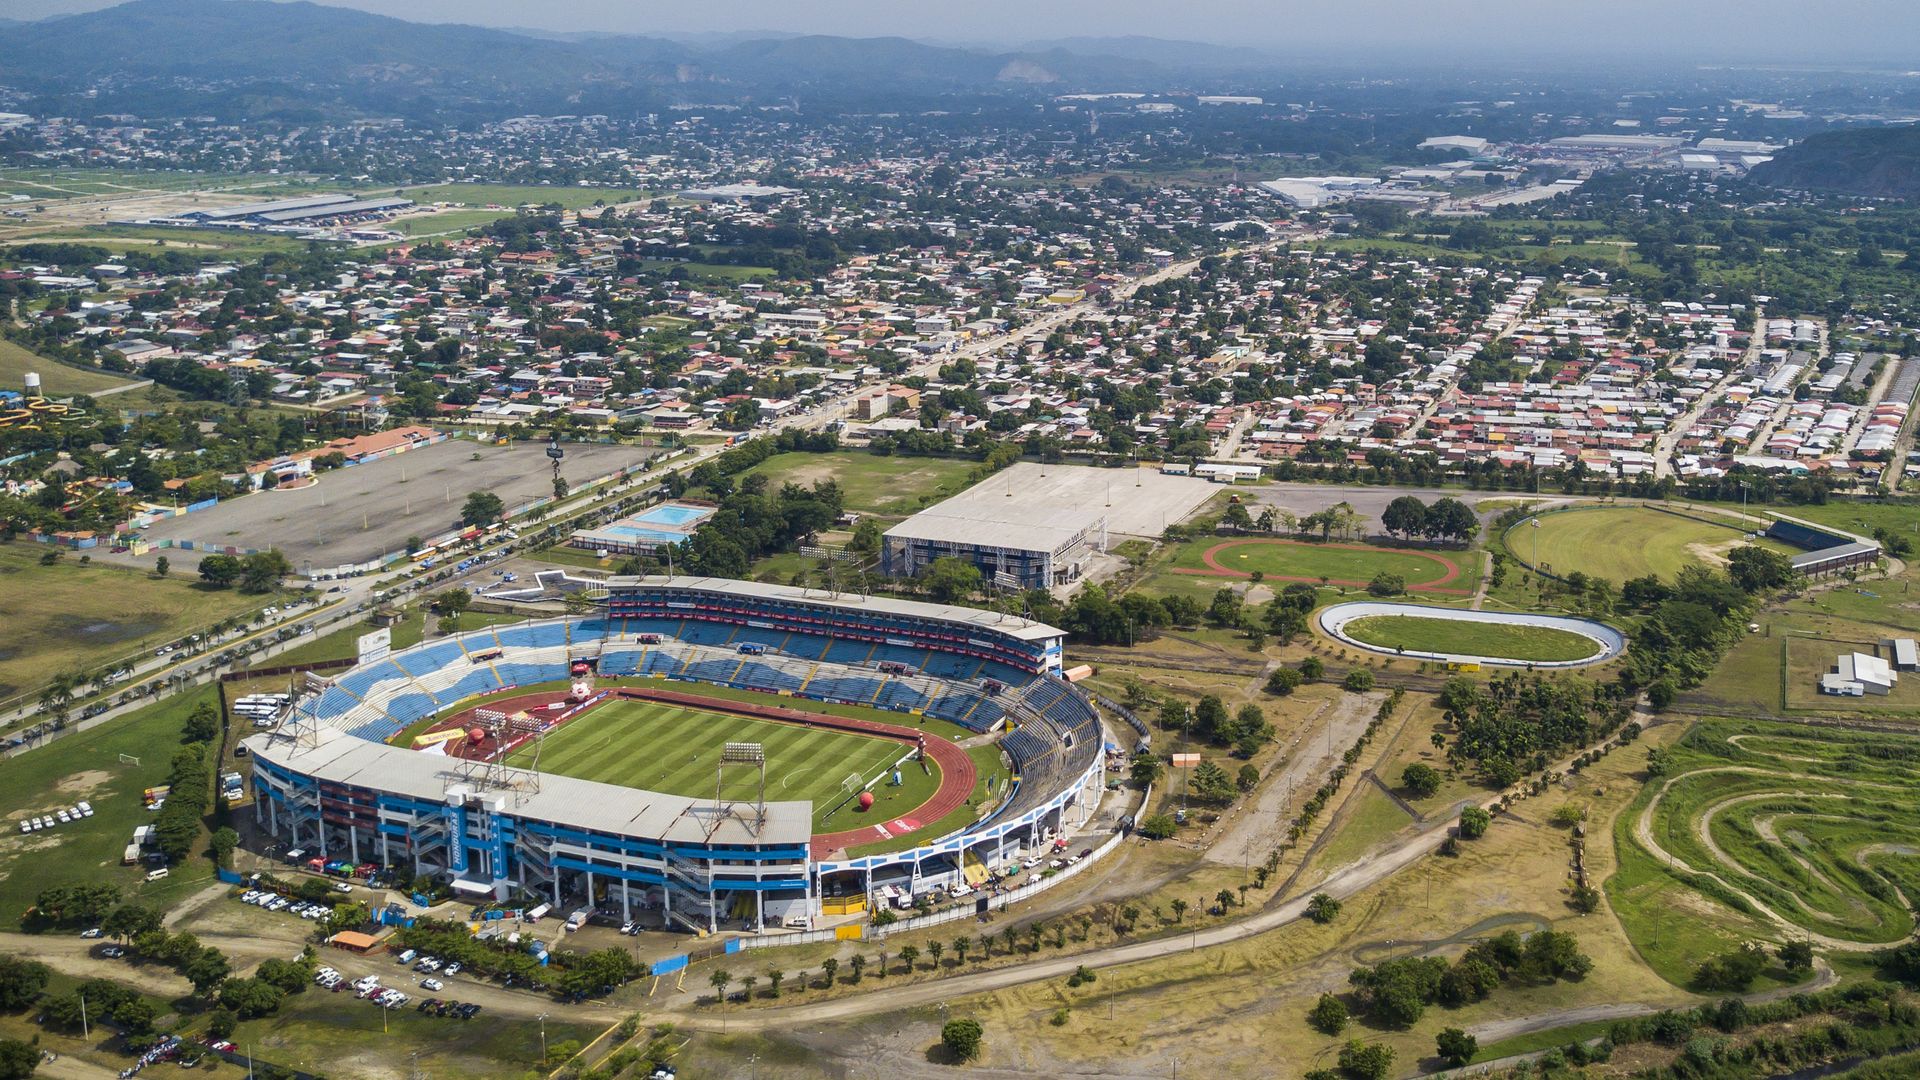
[[1316, 601, 1625, 668]]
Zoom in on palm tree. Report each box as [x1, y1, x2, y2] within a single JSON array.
[[1001, 927, 1017, 955], [741, 974, 758, 1000], [953, 937, 970, 966], [928, 941, 944, 969], [849, 954, 866, 983], [820, 958, 839, 987], [898, 944, 920, 974], [766, 969, 784, 998], [708, 968, 731, 1005], [978, 933, 994, 961]]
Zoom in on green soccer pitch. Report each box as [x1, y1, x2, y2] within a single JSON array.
[[504, 698, 938, 831]]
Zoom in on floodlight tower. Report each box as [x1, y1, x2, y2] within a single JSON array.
[[716, 742, 768, 836]]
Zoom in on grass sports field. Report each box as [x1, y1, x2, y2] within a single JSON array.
[[1515, 505, 1780, 582], [1341, 614, 1603, 662], [506, 698, 936, 832], [1170, 537, 1472, 593], [737, 450, 979, 516]]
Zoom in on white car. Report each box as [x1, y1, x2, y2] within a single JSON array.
[[419, 977, 443, 992], [80, 928, 102, 939], [16, 822, 27, 835], [353, 976, 380, 992], [56, 811, 70, 824]]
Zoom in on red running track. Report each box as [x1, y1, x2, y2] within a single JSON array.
[[1175, 537, 1470, 595]]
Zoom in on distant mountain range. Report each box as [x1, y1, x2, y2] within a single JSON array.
[[1750, 124, 1920, 200], [0, 0, 1285, 119]]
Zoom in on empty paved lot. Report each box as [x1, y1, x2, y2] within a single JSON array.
[[138, 439, 655, 569]]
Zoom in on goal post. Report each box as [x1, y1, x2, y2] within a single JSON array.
[[118, 753, 140, 767]]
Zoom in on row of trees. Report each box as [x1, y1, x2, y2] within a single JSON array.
[[1380, 494, 1479, 545], [196, 550, 291, 592]]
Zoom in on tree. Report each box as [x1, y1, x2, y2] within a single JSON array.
[[1436, 1027, 1478, 1067], [0, 957, 50, 1011], [1381, 495, 1428, 540], [153, 556, 169, 578], [185, 948, 232, 996], [432, 587, 472, 630], [198, 553, 242, 588], [182, 701, 219, 745], [1342, 669, 1375, 692], [920, 557, 981, 603], [1206, 587, 1244, 629], [1170, 898, 1188, 923], [1426, 498, 1479, 544], [708, 969, 732, 1003], [1337, 1040, 1394, 1080], [460, 491, 505, 527], [217, 977, 283, 1018], [1366, 572, 1404, 597], [1266, 667, 1303, 696], [102, 904, 162, 943], [898, 944, 921, 973], [821, 957, 838, 986], [1458, 806, 1491, 840], [1129, 753, 1164, 788], [1138, 813, 1177, 840], [1236, 762, 1260, 793], [1778, 939, 1815, 971], [239, 550, 291, 593], [0, 1038, 37, 1080], [1401, 763, 1441, 799], [1300, 657, 1325, 681], [1309, 992, 1349, 1035], [940, 1017, 984, 1061], [766, 969, 784, 998], [1190, 761, 1238, 804], [1307, 893, 1342, 925], [1726, 545, 1795, 593], [953, 937, 970, 966]]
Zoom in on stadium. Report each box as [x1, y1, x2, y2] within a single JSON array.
[[243, 577, 1115, 935]]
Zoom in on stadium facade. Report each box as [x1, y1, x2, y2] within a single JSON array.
[[245, 577, 1105, 933]]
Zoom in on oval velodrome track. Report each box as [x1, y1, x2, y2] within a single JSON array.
[[1316, 601, 1626, 668]]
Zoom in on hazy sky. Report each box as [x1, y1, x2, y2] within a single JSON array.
[[4, 0, 1919, 62]]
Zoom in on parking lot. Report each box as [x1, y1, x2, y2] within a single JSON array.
[[132, 439, 658, 571]]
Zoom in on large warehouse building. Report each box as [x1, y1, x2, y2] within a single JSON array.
[[881, 462, 1215, 590]]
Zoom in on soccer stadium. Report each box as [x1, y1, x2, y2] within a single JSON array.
[[242, 577, 1115, 935]]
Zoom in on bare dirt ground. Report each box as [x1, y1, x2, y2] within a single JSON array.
[[1203, 690, 1385, 869]]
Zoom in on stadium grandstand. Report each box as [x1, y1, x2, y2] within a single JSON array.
[[244, 577, 1105, 935], [1764, 516, 1883, 576]]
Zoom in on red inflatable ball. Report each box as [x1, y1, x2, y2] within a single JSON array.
[[468, 727, 487, 744], [857, 791, 875, 811]]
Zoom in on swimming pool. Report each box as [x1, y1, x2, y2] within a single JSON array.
[[634, 503, 710, 527]]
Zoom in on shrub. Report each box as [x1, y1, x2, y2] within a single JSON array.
[[1458, 806, 1490, 840], [1342, 668, 1375, 693], [1400, 763, 1441, 799], [1309, 993, 1348, 1035], [940, 1017, 984, 1061]]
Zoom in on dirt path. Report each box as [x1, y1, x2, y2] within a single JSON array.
[[1203, 692, 1383, 868]]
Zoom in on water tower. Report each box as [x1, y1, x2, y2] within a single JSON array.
[[23, 372, 41, 399]]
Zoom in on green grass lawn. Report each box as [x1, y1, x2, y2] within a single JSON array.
[[270, 608, 426, 669], [9, 225, 314, 260], [1311, 783, 1414, 870], [0, 542, 269, 706], [398, 182, 650, 210], [0, 167, 295, 200], [506, 698, 931, 831], [1341, 614, 1604, 662], [1165, 536, 1477, 592], [0, 338, 137, 396], [1515, 505, 1759, 583], [0, 685, 221, 921], [737, 450, 981, 517]]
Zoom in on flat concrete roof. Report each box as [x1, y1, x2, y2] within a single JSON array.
[[884, 461, 1215, 552], [136, 438, 656, 569], [248, 727, 814, 847], [608, 575, 1065, 643]]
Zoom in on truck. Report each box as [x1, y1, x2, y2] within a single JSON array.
[[564, 909, 589, 932], [122, 843, 141, 866]]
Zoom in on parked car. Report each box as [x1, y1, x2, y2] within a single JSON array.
[[419, 978, 443, 992]]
